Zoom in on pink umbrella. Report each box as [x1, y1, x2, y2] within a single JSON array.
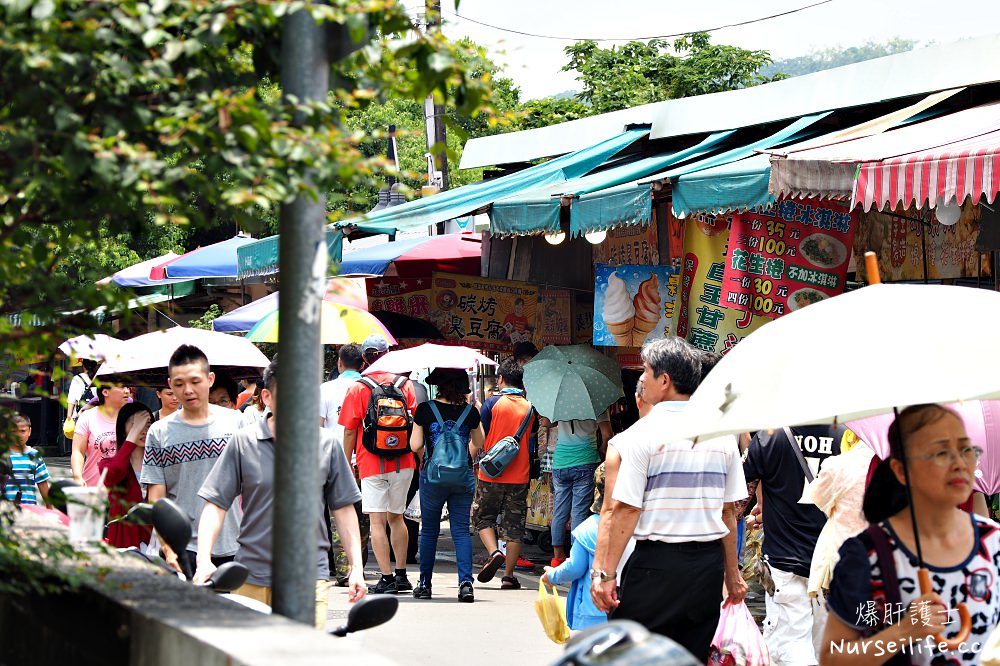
[[845, 401, 1000, 494], [361, 343, 497, 376]]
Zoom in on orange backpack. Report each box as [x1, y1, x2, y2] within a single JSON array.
[[359, 376, 413, 460]]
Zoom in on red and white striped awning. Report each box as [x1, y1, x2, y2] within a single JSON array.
[[852, 130, 1000, 211]]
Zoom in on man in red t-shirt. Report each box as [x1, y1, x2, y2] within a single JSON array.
[[338, 334, 418, 595], [471, 358, 537, 590]]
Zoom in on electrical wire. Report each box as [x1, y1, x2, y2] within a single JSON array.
[[443, 0, 834, 42]]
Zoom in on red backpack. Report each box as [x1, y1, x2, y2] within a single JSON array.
[[359, 376, 413, 460]]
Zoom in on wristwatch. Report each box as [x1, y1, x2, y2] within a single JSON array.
[[590, 568, 616, 582]]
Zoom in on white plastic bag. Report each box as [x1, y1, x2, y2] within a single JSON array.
[[403, 494, 421, 521]]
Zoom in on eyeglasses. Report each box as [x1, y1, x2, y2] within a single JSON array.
[[910, 446, 983, 467]]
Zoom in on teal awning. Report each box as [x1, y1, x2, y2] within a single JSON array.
[[491, 130, 734, 237], [237, 229, 343, 279], [670, 153, 774, 217], [334, 129, 649, 235]]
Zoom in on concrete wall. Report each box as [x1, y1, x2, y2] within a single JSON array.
[[1, 513, 396, 666]]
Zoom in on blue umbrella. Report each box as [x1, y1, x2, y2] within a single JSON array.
[[150, 235, 258, 280], [212, 292, 279, 332]]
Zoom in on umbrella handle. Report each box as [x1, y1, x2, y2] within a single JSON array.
[[918, 568, 971, 649]]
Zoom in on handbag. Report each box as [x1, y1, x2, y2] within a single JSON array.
[[479, 403, 535, 479]]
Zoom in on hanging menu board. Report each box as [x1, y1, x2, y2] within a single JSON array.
[[720, 199, 858, 319]]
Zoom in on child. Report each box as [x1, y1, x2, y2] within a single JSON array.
[[540, 463, 607, 631], [4, 414, 50, 506]]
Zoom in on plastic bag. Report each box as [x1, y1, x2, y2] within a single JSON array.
[[534, 583, 571, 644], [403, 494, 420, 521], [708, 602, 769, 666]]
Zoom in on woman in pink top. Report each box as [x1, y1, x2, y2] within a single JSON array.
[[71, 384, 129, 486]]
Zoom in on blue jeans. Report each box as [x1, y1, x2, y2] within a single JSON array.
[[551, 463, 598, 549], [419, 470, 475, 586]]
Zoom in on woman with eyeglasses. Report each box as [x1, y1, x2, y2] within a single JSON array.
[[821, 404, 1000, 666]]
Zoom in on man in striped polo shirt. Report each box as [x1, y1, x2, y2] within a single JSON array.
[[591, 337, 747, 662]]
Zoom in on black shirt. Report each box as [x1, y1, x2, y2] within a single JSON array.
[[744, 425, 845, 578], [413, 400, 481, 462]]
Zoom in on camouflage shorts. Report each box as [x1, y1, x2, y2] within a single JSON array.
[[332, 470, 370, 585], [472, 479, 529, 543]]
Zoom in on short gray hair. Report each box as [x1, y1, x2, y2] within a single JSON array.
[[640, 337, 702, 396]]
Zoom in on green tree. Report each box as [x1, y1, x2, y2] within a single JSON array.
[[761, 38, 919, 78], [0, 0, 494, 592], [558, 32, 777, 116]]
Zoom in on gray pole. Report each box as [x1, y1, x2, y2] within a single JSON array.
[[425, 0, 449, 235], [273, 7, 328, 625]]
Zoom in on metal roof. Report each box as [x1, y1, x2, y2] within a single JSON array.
[[459, 34, 1000, 170]]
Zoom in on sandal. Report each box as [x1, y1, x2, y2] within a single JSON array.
[[477, 550, 506, 583], [500, 575, 521, 590]]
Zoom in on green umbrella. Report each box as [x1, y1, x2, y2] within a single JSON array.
[[523, 345, 625, 422]]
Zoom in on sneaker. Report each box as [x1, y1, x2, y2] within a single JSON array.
[[500, 575, 522, 590], [368, 576, 398, 595], [394, 574, 413, 593], [477, 550, 506, 583], [515, 557, 536, 570], [413, 584, 432, 599], [550, 557, 566, 568], [458, 581, 474, 603]]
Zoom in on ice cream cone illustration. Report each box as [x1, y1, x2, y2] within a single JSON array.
[[631, 274, 660, 346], [602, 271, 635, 346]]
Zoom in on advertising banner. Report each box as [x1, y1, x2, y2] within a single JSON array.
[[431, 273, 538, 353], [593, 264, 680, 347], [676, 211, 769, 354], [854, 206, 989, 281], [539, 289, 572, 346], [366, 277, 433, 319], [593, 221, 660, 266], [720, 199, 858, 319], [574, 296, 594, 345]]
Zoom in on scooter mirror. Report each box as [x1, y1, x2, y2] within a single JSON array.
[[330, 595, 398, 637], [205, 561, 249, 593], [124, 503, 154, 525], [152, 498, 192, 562], [48, 478, 81, 514]]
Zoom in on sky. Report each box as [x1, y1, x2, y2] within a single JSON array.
[[401, 0, 1000, 100]]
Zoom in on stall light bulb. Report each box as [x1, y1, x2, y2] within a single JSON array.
[[584, 230, 608, 245], [544, 232, 565, 245], [935, 200, 962, 226]]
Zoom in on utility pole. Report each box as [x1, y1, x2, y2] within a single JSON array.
[[424, 0, 449, 235], [273, 7, 328, 626]]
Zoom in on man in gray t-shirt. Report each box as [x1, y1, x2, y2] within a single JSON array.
[[141, 344, 244, 574], [193, 355, 365, 629]]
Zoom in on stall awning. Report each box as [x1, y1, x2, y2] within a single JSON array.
[[768, 89, 964, 202], [237, 229, 343, 279], [670, 153, 774, 216], [854, 129, 1000, 212], [338, 233, 481, 277], [647, 112, 830, 217], [334, 129, 649, 235], [490, 130, 734, 237]]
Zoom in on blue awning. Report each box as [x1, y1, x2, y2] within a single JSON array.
[[334, 129, 649, 235], [670, 153, 774, 217], [237, 229, 343, 279], [490, 130, 734, 237]]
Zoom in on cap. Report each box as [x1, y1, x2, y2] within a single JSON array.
[[361, 334, 389, 354]]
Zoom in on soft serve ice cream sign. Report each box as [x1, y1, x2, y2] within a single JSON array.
[[593, 264, 680, 347]]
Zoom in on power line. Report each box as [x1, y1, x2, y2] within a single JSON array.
[[444, 0, 834, 42]]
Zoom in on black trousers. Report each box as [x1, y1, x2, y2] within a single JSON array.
[[611, 539, 725, 663]]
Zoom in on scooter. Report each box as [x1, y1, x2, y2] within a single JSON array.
[[141, 498, 399, 635], [550, 620, 702, 666]]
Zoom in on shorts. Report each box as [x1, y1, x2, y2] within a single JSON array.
[[472, 479, 529, 542], [763, 565, 827, 666], [233, 580, 333, 630], [360, 468, 414, 514]]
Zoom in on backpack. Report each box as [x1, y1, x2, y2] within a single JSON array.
[[359, 376, 413, 460], [425, 402, 474, 489], [479, 399, 535, 480]]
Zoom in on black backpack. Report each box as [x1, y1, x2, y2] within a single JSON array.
[[359, 376, 413, 460]]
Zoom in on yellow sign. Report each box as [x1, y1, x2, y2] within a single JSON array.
[[431, 273, 539, 353], [674, 211, 769, 353]]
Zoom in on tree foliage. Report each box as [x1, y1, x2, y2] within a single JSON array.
[[0, 0, 495, 593], [560, 32, 777, 115]]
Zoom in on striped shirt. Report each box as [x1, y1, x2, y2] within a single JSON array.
[[3, 448, 50, 505], [612, 401, 746, 542]]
